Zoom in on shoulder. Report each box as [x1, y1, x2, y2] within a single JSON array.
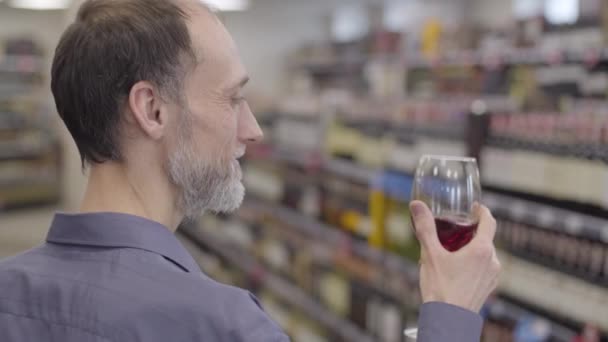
[[179, 275, 289, 341], [117, 273, 289, 342], [0, 246, 52, 275], [0, 246, 41, 265]]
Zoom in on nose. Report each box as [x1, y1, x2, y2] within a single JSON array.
[[238, 101, 264, 144]]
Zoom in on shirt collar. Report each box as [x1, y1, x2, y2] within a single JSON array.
[[46, 212, 200, 273]]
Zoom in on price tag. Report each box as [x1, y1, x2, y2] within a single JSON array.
[[537, 209, 555, 228], [545, 50, 564, 65], [482, 54, 503, 70], [600, 227, 608, 243], [463, 51, 477, 66], [305, 152, 323, 171], [249, 265, 266, 284], [311, 244, 332, 261], [338, 235, 353, 255], [489, 301, 506, 317], [429, 55, 442, 69], [509, 201, 527, 220], [564, 215, 584, 235], [584, 49, 601, 68]]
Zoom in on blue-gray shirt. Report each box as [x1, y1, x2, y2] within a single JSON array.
[[0, 212, 483, 341]]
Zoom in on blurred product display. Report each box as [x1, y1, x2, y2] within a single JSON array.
[[4, 1, 608, 341], [0, 38, 61, 211], [180, 2, 608, 341]]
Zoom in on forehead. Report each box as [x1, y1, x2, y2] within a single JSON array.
[[185, 6, 246, 86]]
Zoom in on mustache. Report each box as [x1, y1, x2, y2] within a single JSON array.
[[234, 146, 246, 159]]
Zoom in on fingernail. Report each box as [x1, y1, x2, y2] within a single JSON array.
[[410, 202, 424, 218]]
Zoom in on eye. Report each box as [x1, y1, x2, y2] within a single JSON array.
[[231, 96, 245, 108]]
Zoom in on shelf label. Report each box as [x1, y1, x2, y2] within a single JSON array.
[[564, 216, 584, 235], [489, 300, 506, 317], [509, 202, 527, 220], [482, 53, 503, 70], [600, 227, 608, 243], [545, 50, 564, 65], [584, 49, 601, 68], [537, 209, 556, 228]]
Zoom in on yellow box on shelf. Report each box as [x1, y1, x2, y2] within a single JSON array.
[[368, 172, 419, 262], [325, 122, 362, 159]]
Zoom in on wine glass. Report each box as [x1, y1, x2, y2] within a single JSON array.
[[411, 155, 482, 252], [404, 155, 482, 341]]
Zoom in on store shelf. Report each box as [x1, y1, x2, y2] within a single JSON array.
[[487, 297, 577, 342], [184, 203, 586, 341], [0, 148, 52, 162], [0, 118, 27, 132], [323, 158, 414, 187], [405, 47, 608, 69], [487, 137, 606, 161], [0, 136, 58, 162], [293, 47, 608, 72], [485, 192, 608, 243], [325, 159, 377, 185], [272, 147, 323, 170], [0, 71, 41, 81], [319, 157, 608, 243], [337, 118, 469, 142], [290, 54, 368, 75], [249, 103, 607, 336], [0, 175, 57, 188], [497, 250, 607, 334], [0, 44, 61, 213], [0, 182, 60, 210], [179, 225, 375, 342], [0, 55, 44, 74], [248, 162, 608, 333], [242, 197, 419, 283], [0, 83, 38, 100]]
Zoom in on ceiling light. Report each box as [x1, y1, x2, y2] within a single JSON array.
[[544, 0, 579, 25], [513, 0, 543, 19], [8, 0, 70, 10], [203, 0, 249, 12], [332, 4, 369, 43]]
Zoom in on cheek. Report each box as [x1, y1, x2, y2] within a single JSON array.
[[190, 109, 237, 158], [214, 107, 239, 147]]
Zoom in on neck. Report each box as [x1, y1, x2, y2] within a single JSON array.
[[79, 162, 183, 231]]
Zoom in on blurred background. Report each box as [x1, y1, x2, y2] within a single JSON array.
[[1, 0, 608, 341]]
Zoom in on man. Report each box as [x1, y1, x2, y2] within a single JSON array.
[[0, 0, 500, 341]]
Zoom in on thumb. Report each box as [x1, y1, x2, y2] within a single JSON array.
[[410, 201, 442, 252]]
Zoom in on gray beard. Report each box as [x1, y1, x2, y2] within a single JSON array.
[[167, 116, 245, 220]]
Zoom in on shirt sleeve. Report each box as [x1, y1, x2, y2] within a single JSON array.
[[416, 302, 484, 342]]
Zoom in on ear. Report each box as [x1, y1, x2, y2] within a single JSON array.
[[128, 81, 168, 140]]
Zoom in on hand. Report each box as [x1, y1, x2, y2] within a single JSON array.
[[410, 200, 501, 313]]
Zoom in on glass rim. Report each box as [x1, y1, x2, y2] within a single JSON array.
[[420, 154, 477, 163]]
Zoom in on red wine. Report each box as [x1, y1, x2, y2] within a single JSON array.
[[435, 215, 478, 252]]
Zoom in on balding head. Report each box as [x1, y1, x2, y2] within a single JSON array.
[[52, 0, 262, 218], [51, 0, 216, 167]]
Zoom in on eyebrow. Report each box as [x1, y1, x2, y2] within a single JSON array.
[[227, 75, 250, 93]]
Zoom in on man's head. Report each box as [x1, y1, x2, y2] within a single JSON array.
[[52, 0, 263, 219]]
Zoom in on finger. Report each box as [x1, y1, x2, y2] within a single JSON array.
[[470, 205, 497, 247], [410, 201, 443, 253], [491, 248, 502, 276], [489, 248, 502, 290]]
